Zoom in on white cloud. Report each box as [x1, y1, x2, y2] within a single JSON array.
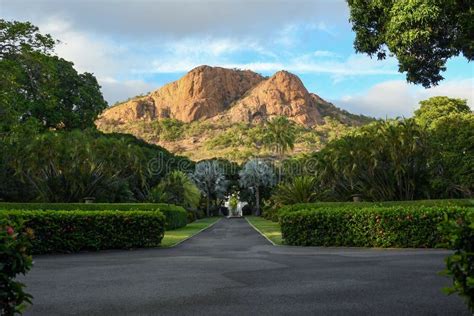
[[99, 77, 157, 105], [313, 50, 339, 58], [40, 18, 126, 77], [163, 37, 275, 58], [149, 53, 398, 77], [335, 78, 474, 118], [4, 0, 349, 39]]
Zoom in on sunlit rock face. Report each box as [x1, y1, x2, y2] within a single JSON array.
[[97, 66, 328, 127]]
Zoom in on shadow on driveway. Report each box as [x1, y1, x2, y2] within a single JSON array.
[[22, 218, 468, 315]]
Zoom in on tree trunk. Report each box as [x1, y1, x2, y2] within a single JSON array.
[[255, 187, 260, 216], [206, 197, 210, 217]]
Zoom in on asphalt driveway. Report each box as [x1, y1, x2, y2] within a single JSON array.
[[22, 218, 468, 315]]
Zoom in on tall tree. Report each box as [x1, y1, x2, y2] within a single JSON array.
[[263, 116, 296, 158], [347, 0, 474, 87], [0, 19, 55, 58], [427, 112, 474, 197], [414, 96, 471, 127], [191, 161, 228, 216], [239, 159, 276, 216], [0, 20, 107, 132]]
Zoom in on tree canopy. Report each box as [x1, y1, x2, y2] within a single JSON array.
[[414, 96, 471, 127], [347, 0, 474, 87], [263, 116, 296, 158], [0, 19, 55, 58], [0, 19, 107, 132]]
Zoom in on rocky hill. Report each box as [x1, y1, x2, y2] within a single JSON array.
[[97, 66, 373, 161]]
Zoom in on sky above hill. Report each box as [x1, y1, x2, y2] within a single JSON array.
[[4, 0, 473, 118]]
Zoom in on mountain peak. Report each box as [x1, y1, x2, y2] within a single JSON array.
[[98, 66, 338, 127]]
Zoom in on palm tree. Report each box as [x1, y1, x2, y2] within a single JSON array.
[[148, 170, 201, 209], [263, 116, 297, 182], [191, 160, 228, 216], [263, 116, 296, 159], [271, 176, 319, 205], [239, 159, 276, 215]]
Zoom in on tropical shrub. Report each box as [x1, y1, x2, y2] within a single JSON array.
[[264, 176, 321, 221], [439, 212, 474, 312], [0, 203, 187, 230], [312, 118, 431, 201], [272, 176, 320, 206], [280, 206, 471, 248], [1, 129, 192, 203], [147, 171, 201, 210], [0, 210, 165, 254], [0, 218, 33, 315]]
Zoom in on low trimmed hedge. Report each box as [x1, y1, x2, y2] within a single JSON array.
[[280, 206, 471, 248], [0, 203, 187, 230], [265, 199, 474, 222], [0, 210, 165, 254]]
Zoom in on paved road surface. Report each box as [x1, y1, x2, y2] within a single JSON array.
[[22, 218, 468, 315]]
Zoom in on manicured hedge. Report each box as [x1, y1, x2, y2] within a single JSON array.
[[265, 199, 474, 222], [280, 206, 472, 248], [0, 203, 187, 230], [0, 210, 165, 254]]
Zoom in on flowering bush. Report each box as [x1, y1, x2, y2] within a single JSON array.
[[0, 218, 33, 315], [439, 212, 474, 312]]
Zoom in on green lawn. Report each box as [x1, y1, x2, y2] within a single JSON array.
[[161, 217, 221, 247], [246, 216, 283, 245]]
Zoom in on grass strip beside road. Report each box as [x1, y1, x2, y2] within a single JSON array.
[[161, 217, 221, 247], [246, 216, 283, 245]]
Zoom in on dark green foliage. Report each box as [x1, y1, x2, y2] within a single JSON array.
[[347, 0, 474, 87], [280, 205, 471, 248], [147, 171, 201, 210], [0, 203, 187, 230], [272, 176, 320, 205], [0, 19, 55, 58], [267, 199, 473, 222], [292, 111, 473, 202], [0, 218, 33, 315], [1, 19, 107, 132], [426, 112, 474, 198], [1, 210, 165, 254], [263, 116, 297, 157], [159, 208, 188, 230], [186, 210, 196, 223], [439, 212, 474, 312], [0, 129, 193, 203]]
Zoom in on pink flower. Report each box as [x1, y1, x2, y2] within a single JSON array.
[[6, 226, 14, 236]]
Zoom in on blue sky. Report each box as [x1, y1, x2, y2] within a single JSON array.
[[3, 0, 473, 117]]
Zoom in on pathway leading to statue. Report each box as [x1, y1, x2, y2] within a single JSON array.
[[22, 218, 468, 315]]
